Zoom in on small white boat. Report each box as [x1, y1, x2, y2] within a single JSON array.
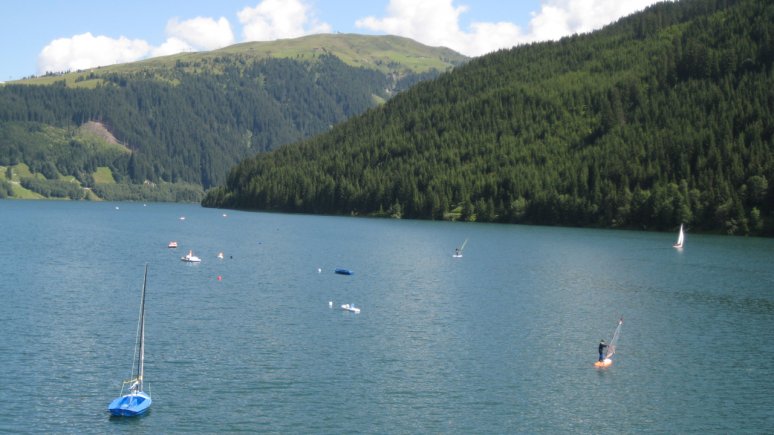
[[341, 303, 360, 314], [217, 252, 224, 259], [181, 250, 201, 263], [168, 241, 178, 248]]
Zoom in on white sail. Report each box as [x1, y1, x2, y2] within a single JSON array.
[[605, 317, 623, 359], [453, 238, 468, 257], [673, 224, 684, 248]]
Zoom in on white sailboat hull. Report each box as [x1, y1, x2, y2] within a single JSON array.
[[341, 303, 361, 313]]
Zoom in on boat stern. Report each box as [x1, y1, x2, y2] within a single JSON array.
[[108, 392, 152, 416]]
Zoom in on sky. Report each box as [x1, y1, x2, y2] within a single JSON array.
[[1, 0, 667, 82]]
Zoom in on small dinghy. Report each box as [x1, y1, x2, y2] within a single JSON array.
[[341, 303, 360, 314], [181, 250, 201, 263], [108, 265, 153, 416]]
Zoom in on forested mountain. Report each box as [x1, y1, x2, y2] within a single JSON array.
[[204, 0, 774, 236], [0, 34, 466, 201]]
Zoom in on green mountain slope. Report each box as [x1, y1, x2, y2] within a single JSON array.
[[204, 0, 774, 236], [0, 34, 466, 200], [12, 34, 466, 88]]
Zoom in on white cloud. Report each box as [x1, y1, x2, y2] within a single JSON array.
[[357, 0, 472, 49], [36, 16, 236, 74], [152, 37, 194, 57], [356, 0, 665, 57], [526, 0, 663, 41], [238, 0, 331, 41], [165, 16, 235, 51], [34, 0, 667, 75], [37, 32, 151, 74]]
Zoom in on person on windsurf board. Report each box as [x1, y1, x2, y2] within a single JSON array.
[[598, 339, 608, 362], [595, 317, 622, 367]]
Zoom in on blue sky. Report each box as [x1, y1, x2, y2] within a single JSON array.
[[1, 0, 665, 82]]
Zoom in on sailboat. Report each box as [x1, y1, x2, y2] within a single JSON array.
[[452, 238, 468, 258], [673, 224, 685, 249], [181, 250, 201, 263], [595, 316, 623, 368], [108, 264, 152, 416]]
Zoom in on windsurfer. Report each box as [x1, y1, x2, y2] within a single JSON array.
[[598, 339, 608, 361]]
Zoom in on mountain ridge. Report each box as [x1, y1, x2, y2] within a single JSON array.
[[8, 33, 467, 88], [0, 34, 467, 201], [203, 0, 774, 236]]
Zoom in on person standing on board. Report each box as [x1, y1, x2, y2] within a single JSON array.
[[598, 339, 608, 361]]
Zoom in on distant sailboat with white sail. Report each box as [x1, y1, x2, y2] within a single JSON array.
[[181, 250, 201, 263], [673, 224, 685, 249]]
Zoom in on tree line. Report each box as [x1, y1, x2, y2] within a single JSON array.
[[204, 0, 773, 236], [0, 53, 445, 195]]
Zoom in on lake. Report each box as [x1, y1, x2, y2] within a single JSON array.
[[0, 200, 772, 433]]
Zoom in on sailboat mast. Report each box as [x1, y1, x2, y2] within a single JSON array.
[[137, 264, 148, 389], [607, 316, 623, 358]]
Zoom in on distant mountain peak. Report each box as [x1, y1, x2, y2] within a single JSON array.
[[13, 34, 467, 87]]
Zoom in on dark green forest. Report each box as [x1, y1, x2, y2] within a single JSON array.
[[0, 55, 388, 188], [204, 0, 774, 236], [0, 40, 460, 199]]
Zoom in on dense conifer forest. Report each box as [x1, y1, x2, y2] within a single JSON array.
[[0, 35, 464, 200], [204, 0, 774, 236]]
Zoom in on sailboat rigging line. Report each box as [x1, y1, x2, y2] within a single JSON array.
[[108, 263, 152, 416], [127, 264, 148, 389]]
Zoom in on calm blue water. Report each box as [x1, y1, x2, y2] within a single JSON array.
[[0, 200, 772, 433]]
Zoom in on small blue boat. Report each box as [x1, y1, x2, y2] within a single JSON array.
[[334, 268, 354, 275], [108, 264, 152, 417], [108, 390, 152, 417]]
